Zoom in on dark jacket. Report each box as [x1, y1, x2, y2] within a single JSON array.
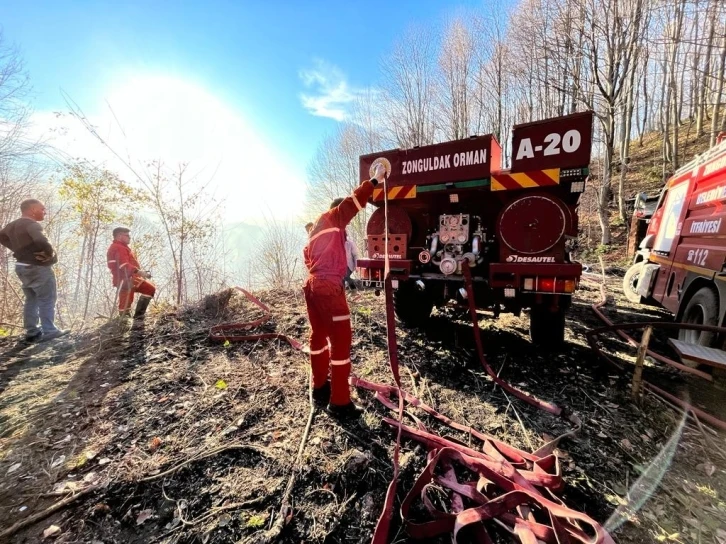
[[0, 218, 57, 266]]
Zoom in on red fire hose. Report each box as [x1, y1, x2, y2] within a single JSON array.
[[588, 279, 726, 431], [364, 261, 611, 544], [209, 276, 613, 542], [208, 287, 304, 351]]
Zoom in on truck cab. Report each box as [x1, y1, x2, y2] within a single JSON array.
[[357, 112, 593, 346], [626, 133, 726, 348]]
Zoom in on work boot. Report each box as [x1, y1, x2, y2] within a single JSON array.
[[133, 296, 152, 319], [41, 329, 70, 342], [23, 331, 43, 344], [311, 382, 331, 405], [327, 402, 363, 420]]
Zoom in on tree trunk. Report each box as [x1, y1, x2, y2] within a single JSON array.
[[697, 3, 716, 136], [82, 223, 99, 322], [73, 230, 88, 309], [711, 33, 726, 147], [599, 111, 615, 246]]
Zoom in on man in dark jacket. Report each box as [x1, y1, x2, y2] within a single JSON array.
[[0, 199, 67, 342]]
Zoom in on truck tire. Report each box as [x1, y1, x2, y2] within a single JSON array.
[[529, 305, 566, 347], [623, 261, 644, 304], [678, 287, 719, 347], [393, 280, 434, 328]]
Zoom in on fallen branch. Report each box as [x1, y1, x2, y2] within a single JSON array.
[[691, 410, 726, 461], [0, 483, 104, 539], [140, 444, 269, 483], [241, 370, 316, 544], [151, 495, 273, 543]]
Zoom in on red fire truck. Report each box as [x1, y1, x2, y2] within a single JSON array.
[[356, 112, 593, 346], [625, 133, 726, 348]]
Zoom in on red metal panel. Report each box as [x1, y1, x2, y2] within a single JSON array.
[[510, 111, 593, 173], [359, 135, 493, 187], [489, 263, 582, 288]]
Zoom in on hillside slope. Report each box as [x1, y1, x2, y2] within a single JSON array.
[[0, 286, 724, 543], [578, 121, 718, 262]]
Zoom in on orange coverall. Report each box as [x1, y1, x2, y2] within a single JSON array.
[[106, 240, 156, 312], [303, 178, 376, 406]]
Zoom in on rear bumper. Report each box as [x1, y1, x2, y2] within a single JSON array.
[[489, 263, 582, 289], [357, 259, 412, 281], [356, 260, 581, 288]]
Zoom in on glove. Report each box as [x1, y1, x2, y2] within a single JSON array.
[[373, 162, 387, 184], [137, 270, 152, 279]]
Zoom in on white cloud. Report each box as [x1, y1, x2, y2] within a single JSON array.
[[299, 60, 364, 122], [29, 75, 306, 224]]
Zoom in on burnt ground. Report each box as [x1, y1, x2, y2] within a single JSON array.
[[0, 278, 725, 544]]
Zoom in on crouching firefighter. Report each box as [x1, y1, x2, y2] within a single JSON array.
[[106, 227, 156, 319], [303, 162, 387, 418]]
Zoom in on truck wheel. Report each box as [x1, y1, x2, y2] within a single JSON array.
[[529, 305, 566, 347], [623, 262, 644, 304], [678, 287, 719, 347], [393, 280, 434, 328]]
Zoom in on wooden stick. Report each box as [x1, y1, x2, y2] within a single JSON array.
[[140, 443, 268, 483], [0, 321, 22, 329], [631, 325, 652, 404], [241, 369, 316, 544], [0, 483, 103, 539]]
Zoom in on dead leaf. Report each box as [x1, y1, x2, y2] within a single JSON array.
[[136, 509, 153, 525], [43, 524, 61, 539], [218, 513, 232, 527], [50, 455, 66, 469], [598, 432, 608, 438], [149, 437, 162, 451], [93, 503, 110, 516], [7, 462, 21, 474], [704, 462, 716, 477], [98, 458, 111, 466], [620, 438, 633, 450]]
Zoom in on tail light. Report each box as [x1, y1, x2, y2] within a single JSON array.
[[358, 267, 384, 282], [522, 277, 576, 293]]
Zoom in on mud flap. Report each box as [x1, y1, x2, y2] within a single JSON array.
[[636, 263, 660, 298]]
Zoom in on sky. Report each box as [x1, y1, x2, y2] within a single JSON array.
[[2, 0, 498, 223]]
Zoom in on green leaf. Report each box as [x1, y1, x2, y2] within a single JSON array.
[[223, 340, 231, 348], [215, 379, 228, 390]]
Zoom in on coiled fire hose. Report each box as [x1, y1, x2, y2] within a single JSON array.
[[363, 181, 611, 543], [209, 221, 615, 543]]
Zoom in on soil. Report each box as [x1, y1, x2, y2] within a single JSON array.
[[0, 278, 725, 544]]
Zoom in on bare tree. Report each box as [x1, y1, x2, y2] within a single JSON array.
[[305, 123, 373, 251], [255, 218, 304, 290], [380, 26, 438, 147], [58, 162, 139, 320], [438, 17, 477, 140]]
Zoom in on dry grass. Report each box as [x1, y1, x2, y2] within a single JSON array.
[[0, 285, 724, 543]]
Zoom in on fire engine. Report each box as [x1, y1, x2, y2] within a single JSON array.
[[625, 133, 726, 348], [357, 112, 593, 346]]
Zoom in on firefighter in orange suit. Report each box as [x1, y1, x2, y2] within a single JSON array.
[[106, 227, 156, 319], [303, 162, 387, 417]]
